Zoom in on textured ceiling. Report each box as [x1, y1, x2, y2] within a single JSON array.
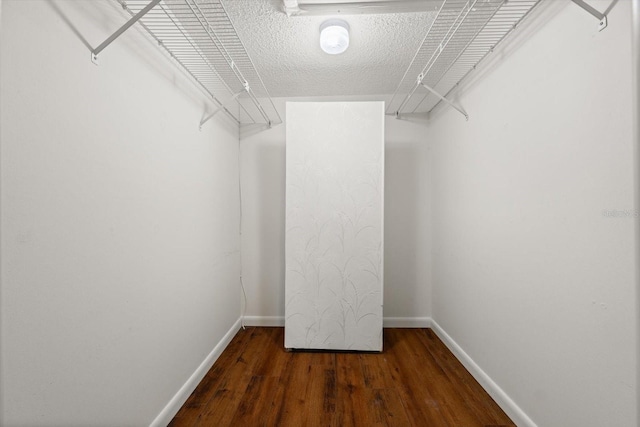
[[223, 0, 437, 97]]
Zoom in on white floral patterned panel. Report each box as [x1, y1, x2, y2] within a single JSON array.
[[285, 102, 384, 351]]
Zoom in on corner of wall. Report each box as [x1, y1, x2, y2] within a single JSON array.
[[150, 318, 242, 427], [430, 320, 537, 427]]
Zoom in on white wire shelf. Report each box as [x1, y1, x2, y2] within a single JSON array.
[[386, 0, 541, 119], [109, 0, 282, 127]]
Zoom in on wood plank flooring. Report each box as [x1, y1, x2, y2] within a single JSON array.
[[169, 328, 514, 427]]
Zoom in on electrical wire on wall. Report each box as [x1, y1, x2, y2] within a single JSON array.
[[632, 4, 640, 425], [238, 135, 247, 330]]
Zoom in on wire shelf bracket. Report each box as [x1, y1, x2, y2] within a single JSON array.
[[200, 85, 246, 130], [387, 0, 542, 120], [91, 0, 162, 64], [571, 0, 608, 31], [89, 0, 282, 129], [418, 74, 468, 120]]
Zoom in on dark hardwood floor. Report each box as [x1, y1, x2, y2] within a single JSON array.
[[169, 327, 514, 427]]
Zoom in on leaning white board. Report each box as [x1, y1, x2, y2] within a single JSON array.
[[284, 101, 384, 351]]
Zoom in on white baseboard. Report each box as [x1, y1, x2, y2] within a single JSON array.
[[243, 315, 285, 326], [383, 317, 432, 328], [149, 318, 242, 427], [430, 319, 537, 427], [242, 316, 432, 328]]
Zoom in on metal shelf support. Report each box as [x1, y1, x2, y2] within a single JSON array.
[[91, 0, 162, 64], [387, 0, 541, 118], [571, 0, 608, 31], [418, 74, 468, 120], [393, 0, 478, 116], [92, 0, 281, 128], [200, 85, 247, 130]]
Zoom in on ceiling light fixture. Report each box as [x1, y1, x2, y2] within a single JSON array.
[[320, 19, 350, 55]]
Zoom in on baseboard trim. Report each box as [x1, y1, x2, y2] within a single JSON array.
[[430, 319, 537, 427], [243, 316, 285, 326], [242, 316, 432, 328], [383, 317, 432, 328], [149, 318, 242, 427]]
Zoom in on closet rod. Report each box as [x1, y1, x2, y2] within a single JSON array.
[[91, 0, 161, 63]]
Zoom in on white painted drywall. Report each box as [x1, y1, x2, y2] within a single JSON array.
[[240, 96, 431, 325], [0, 1, 240, 425], [427, 1, 636, 426]]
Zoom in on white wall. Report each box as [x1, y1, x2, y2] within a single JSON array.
[[427, 1, 636, 426], [0, 1, 240, 426], [240, 96, 431, 326]]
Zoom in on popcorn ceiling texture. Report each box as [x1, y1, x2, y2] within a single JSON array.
[[223, 0, 436, 97]]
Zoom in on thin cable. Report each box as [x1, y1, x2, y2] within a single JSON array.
[[632, 3, 640, 425], [238, 129, 247, 330], [240, 276, 247, 330]]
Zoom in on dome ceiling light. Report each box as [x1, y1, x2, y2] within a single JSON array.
[[319, 19, 350, 55]]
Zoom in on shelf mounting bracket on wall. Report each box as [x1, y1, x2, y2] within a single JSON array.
[[387, 0, 541, 118], [416, 73, 468, 121], [91, 0, 162, 64], [199, 83, 248, 130], [571, 0, 608, 31]]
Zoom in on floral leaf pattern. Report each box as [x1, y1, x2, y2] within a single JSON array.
[[284, 102, 384, 351]]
